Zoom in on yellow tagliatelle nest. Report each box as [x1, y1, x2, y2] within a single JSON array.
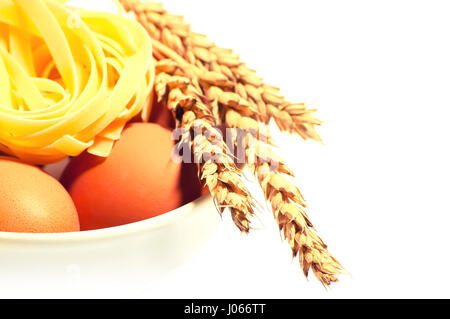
[[0, 0, 154, 164]]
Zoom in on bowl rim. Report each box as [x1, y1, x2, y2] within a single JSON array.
[[0, 194, 214, 243]]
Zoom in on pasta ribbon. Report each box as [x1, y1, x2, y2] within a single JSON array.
[[0, 0, 154, 164]]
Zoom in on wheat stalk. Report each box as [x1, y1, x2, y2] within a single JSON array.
[[256, 162, 343, 286], [120, 0, 321, 141], [120, 0, 343, 286], [154, 59, 255, 233], [225, 109, 343, 286]]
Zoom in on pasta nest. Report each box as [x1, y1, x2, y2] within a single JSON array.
[[0, 0, 154, 164]]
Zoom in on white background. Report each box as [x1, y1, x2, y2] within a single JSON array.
[[8, 0, 450, 298], [148, 0, 450, 299]]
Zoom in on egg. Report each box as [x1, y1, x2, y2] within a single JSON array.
[[60, 123, 203, 231], [0, 156, 80, 233]]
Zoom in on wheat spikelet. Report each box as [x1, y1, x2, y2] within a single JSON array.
[[154, 59, 255, 233], [120, 0, 321, 141]]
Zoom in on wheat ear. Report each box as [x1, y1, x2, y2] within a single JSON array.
[[119, 0, 321, 141], [154, 59, 255, 233], [156, 56, 343, 286], [121, 0, 343, 286], [225, 109, 343, 286]]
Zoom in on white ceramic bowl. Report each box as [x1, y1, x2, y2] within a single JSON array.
[[0, 0, 222, 298], [0, 160, 221, 298]]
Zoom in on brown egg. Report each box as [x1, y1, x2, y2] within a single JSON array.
[[0, 156, 80, 233], [61, 123, 203, 231]]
